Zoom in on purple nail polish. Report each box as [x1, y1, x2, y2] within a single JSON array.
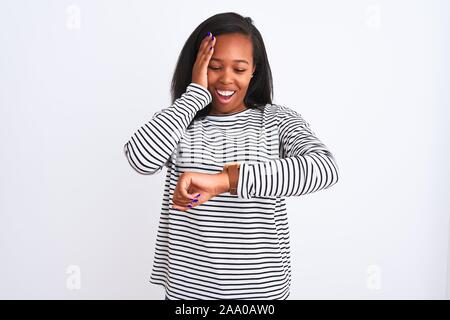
[[196, 193, 201, 197], [188, 204, 192, 208], [192, 199, 198, 203]]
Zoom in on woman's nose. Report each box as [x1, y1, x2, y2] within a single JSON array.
[[219, 72, 234, 84], [219, 67, 237, 82]]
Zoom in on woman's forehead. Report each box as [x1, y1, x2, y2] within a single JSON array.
[[210, 34, 253, 63]]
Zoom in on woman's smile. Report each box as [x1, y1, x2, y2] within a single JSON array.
[[214, 88, 236, 104]]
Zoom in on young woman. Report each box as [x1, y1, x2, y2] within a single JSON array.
[[124, 12, 340, 300]]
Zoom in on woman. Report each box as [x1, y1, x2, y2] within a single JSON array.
[[124, 12, 340, 300]]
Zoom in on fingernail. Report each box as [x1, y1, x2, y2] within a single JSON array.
[[206, 32, 211, 37], [192, 199, 198, 203], [212, 36, 215, 40], [187, 204, 192, 208], [190, 194, 201, 200]]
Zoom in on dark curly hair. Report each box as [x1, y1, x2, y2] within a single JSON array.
[[170, 12, 274, 121]]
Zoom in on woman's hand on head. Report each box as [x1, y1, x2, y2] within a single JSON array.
[[192, 32, 216, 90], [171, 171, 229, 212]]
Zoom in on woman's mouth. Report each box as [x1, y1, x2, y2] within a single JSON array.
[[214, 89, 236, 104]]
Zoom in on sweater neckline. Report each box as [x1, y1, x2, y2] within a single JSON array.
[[204, 108, 251, 120]]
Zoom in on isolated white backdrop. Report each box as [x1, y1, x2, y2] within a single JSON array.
[[0, 0, 449, 299]]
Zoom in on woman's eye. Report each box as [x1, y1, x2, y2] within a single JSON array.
[[208, 66, 246, 73]]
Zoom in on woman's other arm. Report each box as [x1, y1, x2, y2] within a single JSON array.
[[237, 106, 340, 198]]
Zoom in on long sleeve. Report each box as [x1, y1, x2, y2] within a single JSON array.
[[124, 82, 212, 175], [237, 106, 339, 199]]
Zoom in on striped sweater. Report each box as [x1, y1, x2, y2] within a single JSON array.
[[123, 82, 339, 300]]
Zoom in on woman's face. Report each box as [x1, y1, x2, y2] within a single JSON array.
[[206, 33, 256, 115]]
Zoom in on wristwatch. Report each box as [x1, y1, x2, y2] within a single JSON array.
[[222, 162, 240, 195]]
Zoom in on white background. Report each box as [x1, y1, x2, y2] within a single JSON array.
[[0, 0, 449, 299]]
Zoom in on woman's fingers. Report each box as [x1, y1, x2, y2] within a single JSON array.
[[195, 33, 209, 61], [199, 32, 215, 56], [172, 193, 201, 207], [204, 35, 215, 62], [171, 172, 214, 211], [205, 34, 215, 54], [172, 193, 202, 211], [192, 32, 216, 89], [171, 201, 193, 211], [172, 203, 187, 211], [171, 174, 191, 204], [179, 173, 203, 200], [173, 199, 191, 206]]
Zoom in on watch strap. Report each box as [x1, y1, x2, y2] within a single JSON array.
[[223, 163, 240, 195]]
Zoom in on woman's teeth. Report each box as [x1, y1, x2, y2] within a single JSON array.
[[216, 89, 235, 97]]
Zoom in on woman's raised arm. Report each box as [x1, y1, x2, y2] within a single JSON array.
[[123, 83, 211, 175]]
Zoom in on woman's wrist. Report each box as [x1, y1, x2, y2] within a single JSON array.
[[217, 171, 230, 194]]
